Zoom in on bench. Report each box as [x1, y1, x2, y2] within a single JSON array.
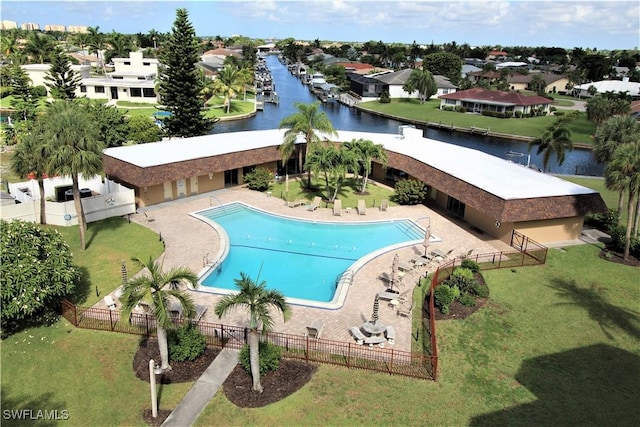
[[385, 325, 396, 344], [364, 336, 386, 347], [349, 327, 366, 345]]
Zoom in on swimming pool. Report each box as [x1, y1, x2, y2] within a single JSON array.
[[192, 202, 428, 309]]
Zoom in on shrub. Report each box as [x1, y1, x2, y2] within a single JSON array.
[[460, 258, 480, 273], [514, 111, 523, 118], [379, 91, 390, 103], [445, 267, 477, 293], [585, 209, 619, 233], [392, 179, 427, 205], [609, 225, 640, 258], [458, 293, 476, 307], [239, 341, 282, 377], [243, 167, 273, 192], [0, 86, 12, 98], [434, 284, 456, 313], [468, 282, 490, 298], [455, 105, 467, 113], [31, 85, 47, 98], [168, 323, 207, 362]]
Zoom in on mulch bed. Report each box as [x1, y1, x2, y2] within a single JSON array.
[[222, 359, 317, 408], [425, 272, 488, 321], [598, 247, 640, 267], [133, 339, 318, 425]]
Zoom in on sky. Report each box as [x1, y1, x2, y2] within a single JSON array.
[[2, 0, 639, 50]]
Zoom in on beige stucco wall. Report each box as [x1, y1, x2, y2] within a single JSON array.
[[137, 184, 164, 207], [514, 216, 584, 243]]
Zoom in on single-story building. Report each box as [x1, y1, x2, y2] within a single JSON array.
[[103, 128, 606, 245], [438, 88, 552, 115], [347, 70, 457, 100], [508, 73, 570, 94], [573, 78, 640, 99]]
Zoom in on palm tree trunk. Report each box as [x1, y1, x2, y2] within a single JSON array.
[[248, 329, 263, 393], [157, 326, 172, 371], [38, 178, 46, 224], [360, 173, 369, 194], [634, 197, 639, 238], [72, 178, 87, 250], [617, 191, 625, 219], [623, 189, 636, 260]]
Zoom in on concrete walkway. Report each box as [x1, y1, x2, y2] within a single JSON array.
[[161, 348, 239, 427]]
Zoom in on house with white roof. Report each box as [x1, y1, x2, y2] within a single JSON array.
[[21, 63, 91, 97], [77, 51, 159, 103], [573, 78, 640, 99], [103, 128, 605, 244]]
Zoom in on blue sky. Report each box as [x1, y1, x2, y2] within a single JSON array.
[[2, 1, 638, 50]]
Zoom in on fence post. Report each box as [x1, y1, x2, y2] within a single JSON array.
[[305, 336, 309, 362], [145, 314, 150, 336], [347, 343, 351, 367], [73, 302, 78, 326], [109, 309, 114, 331]]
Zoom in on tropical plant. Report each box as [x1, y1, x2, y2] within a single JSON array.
[[243, 167, 273, 192], [167, 323, 207, 362], [529, 74, 547, 95], [104, 31, 135, 64], [279, 101, 338, 188], [0, 220, 78, 334], [392, 179, 427, 205], [214, 272, 291, 393], [44, 47, 82, 100], [422, 52, 462, 85], [119, 256, 200, 370], [402, 67, 437, 104], [10, 129, 49, 224], [158, 8, 217, 138], [87, 26, 107, 74], [344, 138, 387, 193], [305, 144, 357, 201], [43, 100, 104, 250], [79, 99, 129, 148], [529, 112, 577, 171], [24, 32, 52, 63], [8, 63, 37, 121], [594, 115, 640, 215], [212, 64, 246, 113]]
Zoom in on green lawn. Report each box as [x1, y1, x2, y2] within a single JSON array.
[[359, 98, 596, 145], [3, 225, 638, 425]]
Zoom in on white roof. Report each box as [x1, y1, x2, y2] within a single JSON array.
[[575, 80, 640, 96], [104, 128, 597, 200]]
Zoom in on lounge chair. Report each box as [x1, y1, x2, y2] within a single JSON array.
[[377, 291, 401, 302], [104, 295, 117, 310], [306, 320, 324, 338], [380, 199, 389, 212], [349, 326, 366, 344], [333, 199, 342, 216], [307, 196, 321, 211], [385, 325, 396, 344], [143, 211, 155, 222], [288, 199, 305, 208], [357, 199, 366, 215], [397, 302, 414, 318]]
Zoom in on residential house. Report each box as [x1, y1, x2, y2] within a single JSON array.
[[21, 63, 91, 97], [347, 69, 457, 100], [573, 78, 640, 99], [508, 72, 570, 94], [77, 51, 159, 103], [439, 87, 552, 115]]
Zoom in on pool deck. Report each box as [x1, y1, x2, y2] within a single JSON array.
[[103, 184, 512, 352]]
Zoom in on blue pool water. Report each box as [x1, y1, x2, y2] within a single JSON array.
[[196, 203, 424, 305]]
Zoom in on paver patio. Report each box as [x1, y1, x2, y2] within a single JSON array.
[[101, 184, 512, 352]]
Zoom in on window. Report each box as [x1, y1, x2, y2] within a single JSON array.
[[124, 61, 130, 65], [143, 88, 156, 98], [130, 88, 142, 97], [143, 62, 150, 66], [137, 77, 146, 80], [95, 86, 105, 93], [80, 85, 87, 93], [112, 76, 123, 80], [446, 196, 465, 218]]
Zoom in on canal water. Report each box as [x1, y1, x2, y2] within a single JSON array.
[[213, 55, 604, 176]]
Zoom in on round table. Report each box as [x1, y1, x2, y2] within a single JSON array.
[[361, 321, 386, 336], [389, 299, 399, 311]]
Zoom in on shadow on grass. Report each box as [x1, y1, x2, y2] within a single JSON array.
[[548, 277, 640, 341], [1, 386, 68, 426], [66, 266, 92, 306], [85, 216, 130, 250], [470, 344, 640, 426]]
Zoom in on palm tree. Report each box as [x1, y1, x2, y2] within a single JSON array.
[[305, 144, 356, 201], [605, 139, 640, 259], [344, 138, 388, 193], [119, 256, 199, 371], [402, 68, 437, 103], [529, 113, 576, 172], [214, 272, 290, 393], [24, 32, 52, 63], [279, 101, 337, 188], [10, 130, 49, 224], [212, 65, 245, 113], [594, 115, 640, 215], [44, 100, 104, 250], [87, 26, 107, 74]]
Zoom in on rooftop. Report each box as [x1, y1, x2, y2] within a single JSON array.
[[103, 128, 596, 201]]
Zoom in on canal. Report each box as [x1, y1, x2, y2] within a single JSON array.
[[213, 55, 604, 176]]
